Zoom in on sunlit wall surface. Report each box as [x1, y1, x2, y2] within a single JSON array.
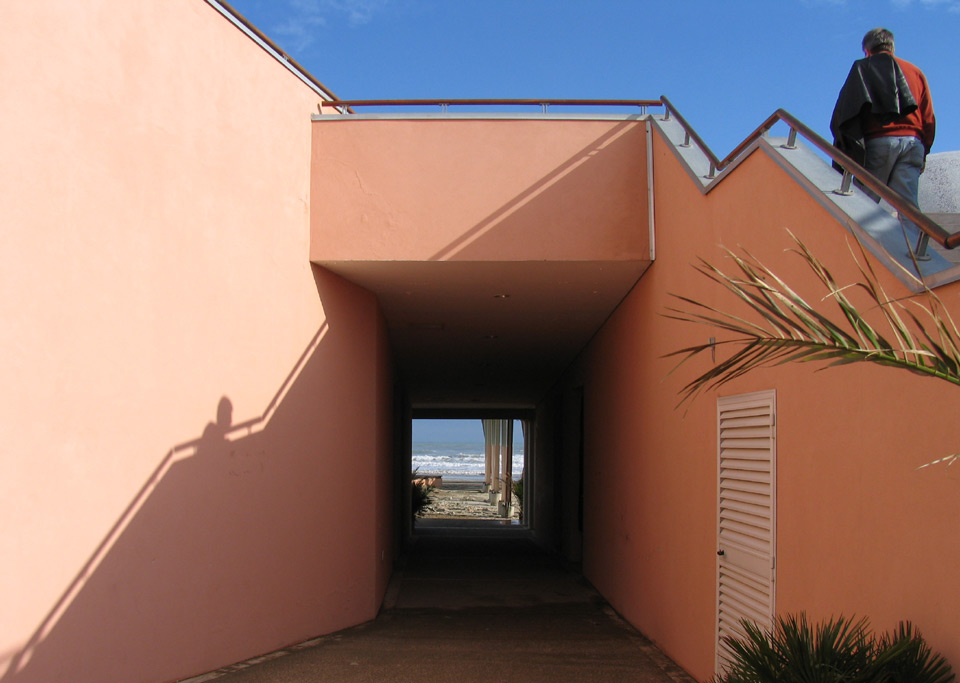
[[0, 2, 394, 681]]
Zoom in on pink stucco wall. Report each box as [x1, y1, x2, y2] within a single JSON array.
[[5, 2, 958, 682], [0, 2, 394, 682], [311, 118, 649, 263], [555, 132, 960, 680]]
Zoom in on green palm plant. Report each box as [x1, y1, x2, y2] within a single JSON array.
[[411, 469, 435, 518], [715, 614, 874, 683], [665, 232, 960, 410], [876, 621, 956, 683], [512, 479, 523, 517], [715, 614, 954, 683]]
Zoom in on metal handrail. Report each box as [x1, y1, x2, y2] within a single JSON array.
[[318, 98, 662, 113], [658, 95, 956, 250], [659, 96, 722, 178], [212, 1, 346, 107]]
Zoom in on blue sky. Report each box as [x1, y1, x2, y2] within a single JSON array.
[[228, 0, 958, 156], [412, 419, 524, 445], [412, 419, 484, 444]]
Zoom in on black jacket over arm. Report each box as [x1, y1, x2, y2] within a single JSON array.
[[830, 53, 917, 166]]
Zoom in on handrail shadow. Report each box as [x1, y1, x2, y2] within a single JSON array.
[[427, 118, 649, 262], [1, 323, 329, 681], [1, 267, 393, 683]]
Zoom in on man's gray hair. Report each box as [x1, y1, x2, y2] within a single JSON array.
[[862, 28, 895, 54]]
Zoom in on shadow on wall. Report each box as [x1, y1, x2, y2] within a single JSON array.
[[2, 268, 384, 683], [429, 120, 648, 262]]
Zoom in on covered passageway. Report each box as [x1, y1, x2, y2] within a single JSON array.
[[310, 105, 657, 549], [7, 1, 960, 676]]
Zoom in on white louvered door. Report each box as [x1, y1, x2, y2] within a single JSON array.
[[716, 390, 776, 674]]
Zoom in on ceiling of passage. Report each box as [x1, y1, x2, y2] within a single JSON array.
[[318, 259, 651, 410]]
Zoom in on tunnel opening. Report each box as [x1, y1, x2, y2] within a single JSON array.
[[411, 418, 527, 531]]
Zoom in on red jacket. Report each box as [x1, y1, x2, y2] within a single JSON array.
[[862, 52, 935, 154]]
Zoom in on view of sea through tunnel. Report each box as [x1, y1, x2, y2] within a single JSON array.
[[412, 418, 526, 528]]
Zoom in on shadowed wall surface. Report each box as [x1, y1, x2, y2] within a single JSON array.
[[549, 131, 960, 680], [0, 2, 394, 681]]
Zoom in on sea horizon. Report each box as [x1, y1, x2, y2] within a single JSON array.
[[412, 440, 524, 480]]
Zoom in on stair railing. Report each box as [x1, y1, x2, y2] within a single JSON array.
[[318, 98, 662, 115], [659, 95, 956, 253]]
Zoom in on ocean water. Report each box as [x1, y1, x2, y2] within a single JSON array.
[[412, 441, 524, 481]]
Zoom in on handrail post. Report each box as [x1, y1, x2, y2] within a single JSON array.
[[440, 102, 449, 113], [834, 171, 855, 196], [681, 131, 691, 148], [707, 162, 717, 179], [662, 106, 671, 121], [914, 232, 932, 261], [782, 127, 798, 150], [540, 102, 549, 113]]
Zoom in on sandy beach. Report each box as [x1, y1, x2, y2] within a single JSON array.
[[417, 479, 521, 522]]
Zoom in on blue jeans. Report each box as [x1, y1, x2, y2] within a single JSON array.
[[864, 136, 926, 254]]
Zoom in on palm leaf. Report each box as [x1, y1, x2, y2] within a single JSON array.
[[665, 233, 960, 406], [713, 614, 954, 683]]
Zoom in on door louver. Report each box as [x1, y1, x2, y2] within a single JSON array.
[[716, 391, 776, 674]]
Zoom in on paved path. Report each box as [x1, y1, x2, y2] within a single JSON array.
[[186, 523, 695, 682]]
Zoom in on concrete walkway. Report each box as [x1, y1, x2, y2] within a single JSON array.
[[185, 524, 695, 682]]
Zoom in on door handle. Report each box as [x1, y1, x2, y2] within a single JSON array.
[[717, 549, 725, 556]]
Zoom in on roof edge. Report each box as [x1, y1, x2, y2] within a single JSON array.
[[311, 113, 648, 122], [204, 0, 341, 102]]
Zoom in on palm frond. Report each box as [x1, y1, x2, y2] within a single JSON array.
[[714, 614, 954, 683], [665, 232, 960, 406]]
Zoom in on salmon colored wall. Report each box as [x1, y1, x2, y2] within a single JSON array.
[[373, 304, 397, 600], [556, 128, 960, 681], [0, 3, 394, 682], [311, 119, 649, 262]]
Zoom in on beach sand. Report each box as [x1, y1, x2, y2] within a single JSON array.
[[417, 479, 521, 521]]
